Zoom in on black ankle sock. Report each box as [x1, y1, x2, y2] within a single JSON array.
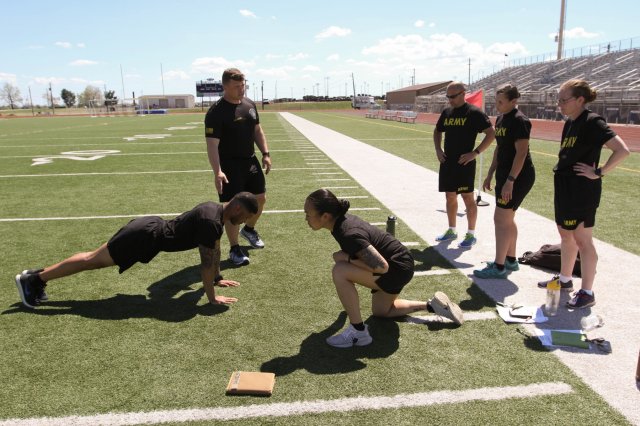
[[243, 225, 255, 232], [495, 263, 505, 270], [506, 256, 516, 263], [351, 322, 365, 331], [426, 302, 435, 313], [230, 244, 240, 250], [33, 274, 47, 286]]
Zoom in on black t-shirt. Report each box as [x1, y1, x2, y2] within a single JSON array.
[[204, 97, 260, 160], [331, 214, 410, 268], [436, 103, 492, 160], [495, 108, 534, 177], [555, 109, 616, 175], [158, 202, 224, 252]]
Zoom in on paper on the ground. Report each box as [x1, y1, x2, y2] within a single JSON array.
[[496, 305, 548, 324]]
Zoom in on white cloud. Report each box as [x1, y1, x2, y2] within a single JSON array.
[[255, 66, 296, 79], [288, 52, 309, 61], [0, 72, 17, 84], [163, 70, 191, 80], [302, 65, 320, 72], [414, 20, 425, 28], [191, 57, 254, 75], [69, 59, 98, 66], [33, 77, 67, 85], [429, 22, 436, 28], [548, 27, 599, 39], [266, 53, 283, 60], [55, 41, 73, 49], [77, 43, 86, 48], [327, 54, 340, 61], [315, 26, 351, 40], [239, 9, 257, 18]]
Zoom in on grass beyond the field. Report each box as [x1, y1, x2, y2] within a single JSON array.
[[0, 113, 631, 424]]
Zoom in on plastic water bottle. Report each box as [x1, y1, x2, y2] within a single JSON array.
[[386, 216, 397, 236], [545, 279, 561, 316], [580, 314, 604, 331]]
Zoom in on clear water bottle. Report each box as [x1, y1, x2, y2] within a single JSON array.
[[545, 279, 561, 316], [580, 314, 604, 331]]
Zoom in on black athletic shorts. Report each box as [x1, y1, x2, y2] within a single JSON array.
[[219, 155, 266, 202], [553, 174, 601, 230], [439, 160, 475, 194], [107, 217, 163, 273], [495, 167, 535, 211], [373, 251, 415, 295]]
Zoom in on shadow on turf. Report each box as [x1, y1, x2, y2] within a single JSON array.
[[260, 311, 400, 376], [3, 265, 230, 322]]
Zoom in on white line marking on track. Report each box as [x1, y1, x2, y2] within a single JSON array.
[[0, 168, 334, 178], [0, 208, 381, 222], [0, 382, 571, 425], [413, 270, 451, 276]]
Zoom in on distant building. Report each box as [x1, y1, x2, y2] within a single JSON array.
[[137, 94, 195, 109], [386, 82, 451, 110]]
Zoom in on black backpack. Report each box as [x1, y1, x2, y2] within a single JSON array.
[[518, 244, 581, 277]]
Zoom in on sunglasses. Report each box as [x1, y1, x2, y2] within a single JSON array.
[[446, 91, 464, 99]]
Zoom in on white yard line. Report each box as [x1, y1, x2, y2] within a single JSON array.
[[0, 168, 335, 179], [0, 382, 572, 426], [0, 208, 381, 223]]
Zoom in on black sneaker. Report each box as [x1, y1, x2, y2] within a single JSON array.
[[15, 272, 41, 309], [229, 246, 250, 266], [566, 289, 596, 309], [22, 269, 47, 301], [537, 275, 574, 292]]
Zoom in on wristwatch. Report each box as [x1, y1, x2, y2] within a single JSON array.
[[261, 151, 270, 157], [214, 275, 224, 283], [594, 168, 603, 177], [507, 175, 516, 182]]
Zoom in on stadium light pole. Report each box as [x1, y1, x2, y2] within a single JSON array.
[[557, 0, 566, 60]]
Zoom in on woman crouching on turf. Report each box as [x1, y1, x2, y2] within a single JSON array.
[[473, 84, 535, 279], [304, 189, 463, 348]]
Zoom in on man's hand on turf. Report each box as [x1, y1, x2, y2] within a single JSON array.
[[211, 295, 238, 305], [215, 279, 240, 288]]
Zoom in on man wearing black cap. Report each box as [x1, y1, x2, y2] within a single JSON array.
[[204, 68, 271, 266]]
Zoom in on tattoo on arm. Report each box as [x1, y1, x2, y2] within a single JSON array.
[[356, 245, 387, 271], [199, 240, 221, 275]]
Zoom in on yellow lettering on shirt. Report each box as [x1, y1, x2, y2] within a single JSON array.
[[205, 127, 214, 135], [495, 127, 507, 137], [444, 117, 467, 126], [561, 136, 577, 148]]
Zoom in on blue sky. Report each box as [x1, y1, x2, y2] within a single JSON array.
[[2, 0, 638, 104]]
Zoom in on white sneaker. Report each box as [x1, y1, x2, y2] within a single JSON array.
[[326, 324, 373, 348], [429, 291, 464, 325]]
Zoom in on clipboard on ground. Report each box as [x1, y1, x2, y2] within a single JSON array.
[[226, 371, 276, 396]]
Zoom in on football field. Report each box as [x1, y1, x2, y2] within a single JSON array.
[[0, 113, 633, 425]]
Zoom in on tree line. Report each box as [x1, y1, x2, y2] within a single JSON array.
[[0, 83, 118, 109]]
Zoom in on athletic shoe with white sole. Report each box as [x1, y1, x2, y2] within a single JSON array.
[[473, 263, 508, 279], [22, 269, 47, 301], [458, 233, 477, 248], [229, 246, 250, 266], [15, 272, 42, 309], [566, 289, 596, 309], [435, 229, 457, 242], [485, 259, 520, 271], [429, 291, 464, 325], [240, 227, 265, 249], [537, 275, 574, 292], [326, 324, 373, 348]]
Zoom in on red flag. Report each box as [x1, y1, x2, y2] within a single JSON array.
[[465, 90, 484, 110]]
